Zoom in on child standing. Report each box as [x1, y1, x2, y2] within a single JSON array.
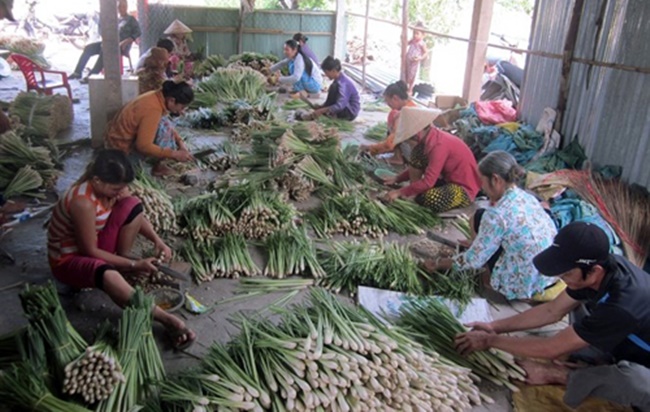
[[405, 23, 429, 96]]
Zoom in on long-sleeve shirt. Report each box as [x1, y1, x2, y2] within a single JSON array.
[[395, 128, 481, 199], [270, 53, 323, 87], [453, 187, 558, 300], [368, 100, 417, 155], [118, 15, 141, 42], [300, 43, 319, 66], [105, 90, 180, 159], [325, 73, 360, 117]]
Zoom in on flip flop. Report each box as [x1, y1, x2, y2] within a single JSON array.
[[169, 327, 196, 351]]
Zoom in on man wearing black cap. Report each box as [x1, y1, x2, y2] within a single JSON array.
[[455, 222, 650, 410]]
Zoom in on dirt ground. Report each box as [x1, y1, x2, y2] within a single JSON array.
[[0, 38, 519, 411]]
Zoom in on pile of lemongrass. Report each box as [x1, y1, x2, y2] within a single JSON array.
[[0, 131, 58, 190], [193, 67, 269, 107], [181, 233, 260, 281], [364, 122, 389, 141], [318, 241, 431, 296], [201, 141, 240, 171], [263, 225, 325, 278], [395, 298, 526, 391], [10, 92, 73, 139], [153, 289, 490, 411], [130, 171, 177, 235]]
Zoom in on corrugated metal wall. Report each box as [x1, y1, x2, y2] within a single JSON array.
[[142, 5, 337, 61], [520, 0, 650, 187]]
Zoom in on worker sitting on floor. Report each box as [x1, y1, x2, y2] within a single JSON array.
[[455, 222, 650, 411], [381, 107, 481, 214], [360, 80, 417, 165], [105, 80, 194, 176], [423, 151, 563, 301], [270, 39, 323, 98], [304, 56, 359, 121], [47, 149, 196, 350]]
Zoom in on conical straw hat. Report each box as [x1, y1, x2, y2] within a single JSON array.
[[164, 19, 192, 35], [393, 107, 441, 145]]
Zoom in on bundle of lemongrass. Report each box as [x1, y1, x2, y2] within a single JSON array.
[[0, 131, 58, 189], [201, 141, 240, 171], [307, 194, 441, 238], [427, 267, 480, 312], [395, 298, 527, 391], [153, 289, 490, 411], [193, 54, 227, 78], [193, 67, 269, 107], [0, 327, 25, 369], [263, 225, 325, 278], [180, 233, 260, 281], [10, 92, 73, 139], [179, 183, 297, 242], [227, 51, 280, 84], [318, 241, 430, 295], [2, 164, 43, 198], [130, 171, 177, 235], [364, 122, 389, 141]]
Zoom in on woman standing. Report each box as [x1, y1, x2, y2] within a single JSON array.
[[105, 80, 194, 175], [270, 39, 323, 96], [405, 23, 429, 96], [47, 150, 195, 349], [361, 80, 417, 164], [425, 151, 562, 301], [382, 107, 481, 214]]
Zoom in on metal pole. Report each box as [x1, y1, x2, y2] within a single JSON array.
[[360, 0, 370, 90], [400, 0, 409, 82]]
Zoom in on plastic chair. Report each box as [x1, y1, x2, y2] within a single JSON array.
[[10, 53, 73, 100]]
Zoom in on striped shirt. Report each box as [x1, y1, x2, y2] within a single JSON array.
[[47, 182, 111, 266]]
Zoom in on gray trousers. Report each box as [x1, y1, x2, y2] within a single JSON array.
[[565, 360, 650, 411]]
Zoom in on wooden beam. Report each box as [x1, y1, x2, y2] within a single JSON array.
[[556, 0, 585, 132], [400, 0, 408, 82], [361, 0, 371, 90], [462, 0, 494, 102], [333, 0, 346, 58]]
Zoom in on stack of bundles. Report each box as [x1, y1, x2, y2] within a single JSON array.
[[193, 67, 269, 107], [178, 182, 297, 242], [318, 241, 431, 296], [192, 54, 227, 78], [0, 284, 165, 411], [181, 95, 275, 135], [263, 225, 325, 279], [307, 194, 441, 238], [150, 289, 492, 411], [1, 35, 48, 67], [130, 171, 177, 235], [238, 122, 367, 200], [227, 51, 280, 84], [10, 92, 73, 139], [201, 141, 240, 171], [0, 131, 58, 198]]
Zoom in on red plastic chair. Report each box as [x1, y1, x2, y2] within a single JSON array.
[[10, 53, 73, 100]]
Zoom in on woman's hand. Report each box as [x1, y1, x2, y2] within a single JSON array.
[[382, 176, 397, 186], [172, 149, 194, 162], [383, 189, 401, 203], [154, 240, 173, 263], [134, 257, 158, 274], [312, 107, 328, 117], [454, 331, 494, 356]]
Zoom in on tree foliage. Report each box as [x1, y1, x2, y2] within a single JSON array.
[[496, 0, 534, 14]]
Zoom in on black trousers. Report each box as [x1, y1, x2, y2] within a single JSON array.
[[73, 41, 104, 76], [323, 80, 357, 121]]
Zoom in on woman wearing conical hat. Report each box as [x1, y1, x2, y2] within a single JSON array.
[[164, 19, 193, 76], [382, 107, 481, 214]]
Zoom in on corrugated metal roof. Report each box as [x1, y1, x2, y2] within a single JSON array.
[[521, 0, 650, 188]]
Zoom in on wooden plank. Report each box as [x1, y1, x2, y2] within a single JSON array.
[[333, 0, 346, 57], [462, 0, 494, 102], [361, 0, 371, 89], [400, 0, 408, 82], [556, 0, 584, 132]]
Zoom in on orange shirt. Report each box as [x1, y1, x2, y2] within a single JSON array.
[[368, 100, 418, 155], [47, 182, 111, 268], [105, 90, 177, 159]]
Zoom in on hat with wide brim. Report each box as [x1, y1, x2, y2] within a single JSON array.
[[393, 107, 441, 146], [164, 19, 192, 35]]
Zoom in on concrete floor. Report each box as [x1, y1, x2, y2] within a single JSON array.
[[0, 41, 520, 411]]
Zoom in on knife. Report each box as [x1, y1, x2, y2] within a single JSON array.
[[426, 231, 467, 251], [127, 255, 191, 282]]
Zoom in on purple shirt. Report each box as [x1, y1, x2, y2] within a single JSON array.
[[328, 72, 360, 117], [300, 43, 319, 66]]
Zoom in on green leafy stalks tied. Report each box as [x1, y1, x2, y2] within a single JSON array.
[[364, 122, 389, 141]]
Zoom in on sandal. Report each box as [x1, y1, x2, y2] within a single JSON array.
[[169, 327, 196, 351]]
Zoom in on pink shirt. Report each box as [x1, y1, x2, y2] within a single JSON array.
[[396, 128, 481, 199]]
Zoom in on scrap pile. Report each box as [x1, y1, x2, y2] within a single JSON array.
[[0, 283, 164, 411], [0, 131, 59, 198], [149, 289, 491, 411], [227, 51, 280, 85]]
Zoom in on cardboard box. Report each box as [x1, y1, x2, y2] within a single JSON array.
[[434, 95, 468, 110], [433, 108, 464, 129]]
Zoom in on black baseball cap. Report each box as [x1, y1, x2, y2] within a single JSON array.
[[533, 222, 610, 277]]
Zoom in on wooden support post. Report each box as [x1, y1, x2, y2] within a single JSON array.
[[237, 8, 246, 54], [360, 0, 371, 90], [137, 0, 149, 55], [92, 0, 123, 148], [333, 0, 346, 57], [462, 0, 494, 103], [400, 0, 409, 82], [556, 0, 584, 132]]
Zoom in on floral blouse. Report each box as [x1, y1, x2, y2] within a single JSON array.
[[453, 187, 558, 300]]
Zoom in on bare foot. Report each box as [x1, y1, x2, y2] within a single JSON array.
[[159, 312, 196, 350], [518, 358, 570, 385]]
